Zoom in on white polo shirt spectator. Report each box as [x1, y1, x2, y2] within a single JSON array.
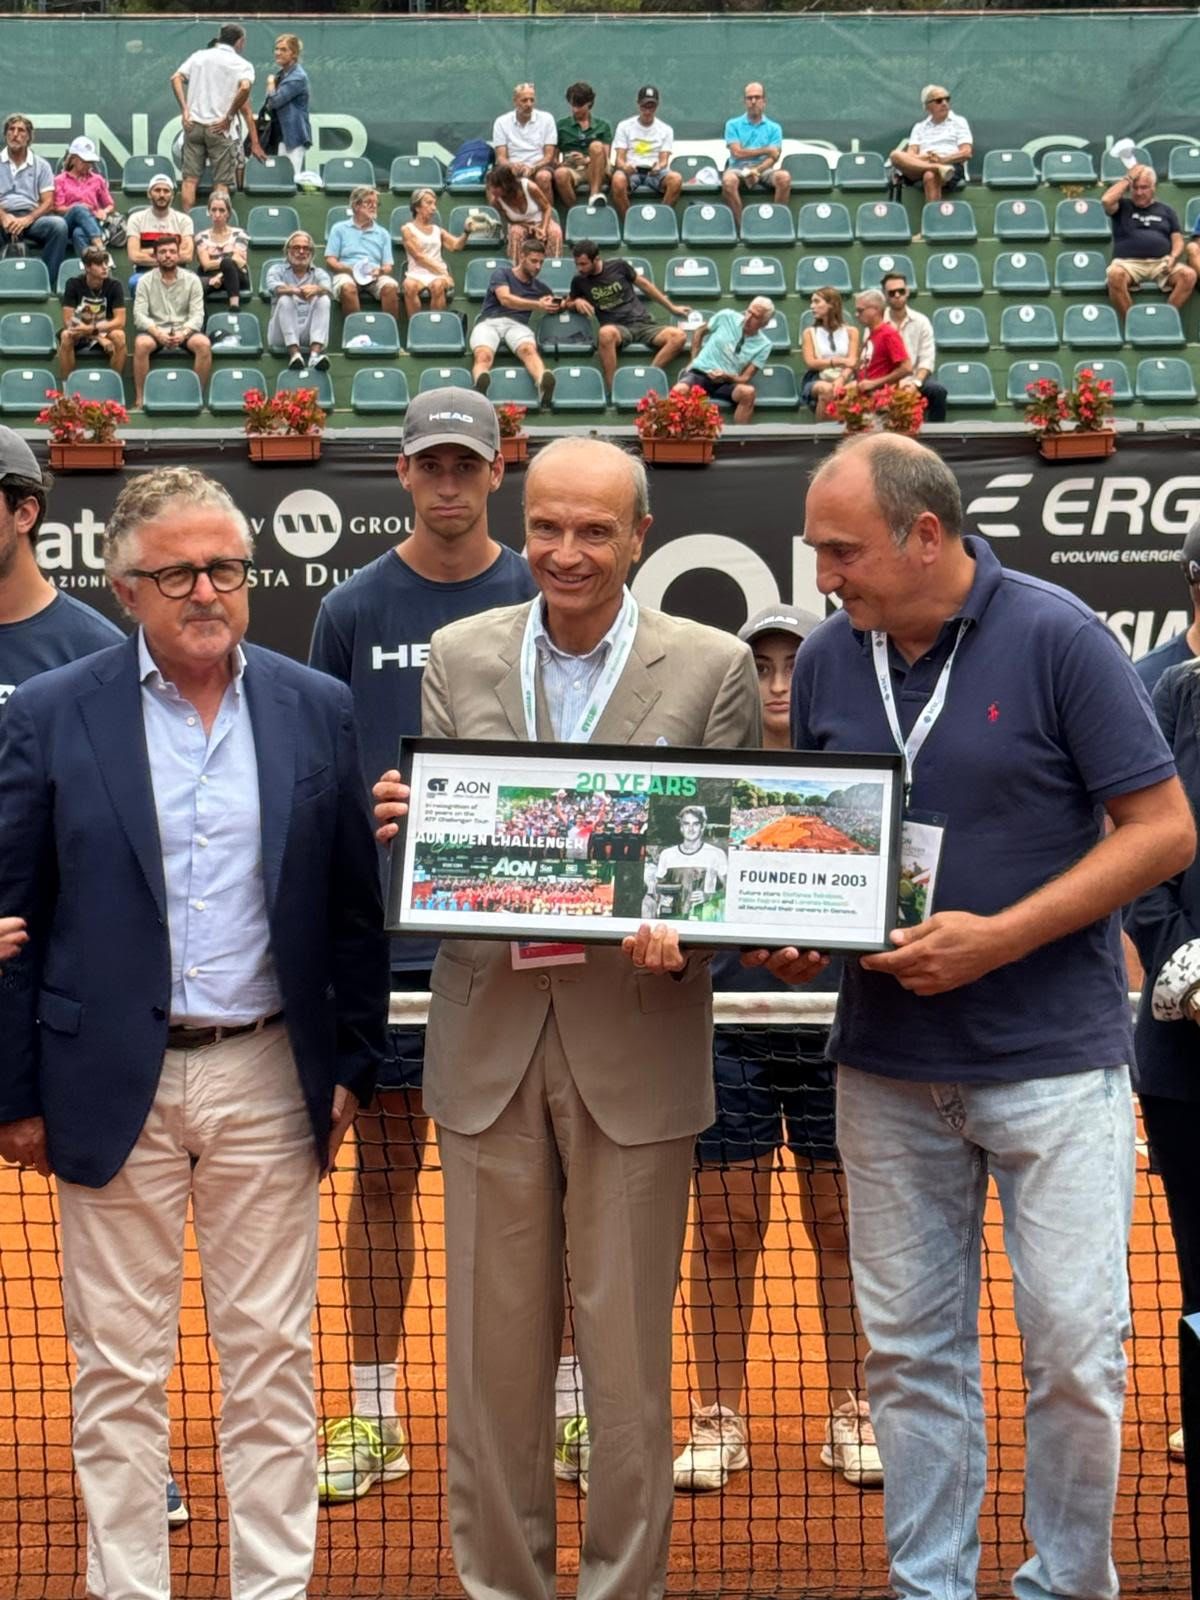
[[175, 39, 255, 125], [907, 107, 972, 160], [492, 107, 557, 168]]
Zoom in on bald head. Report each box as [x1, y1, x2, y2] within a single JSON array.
[[812, 433, 962, 545], [525, 436, 649, 526]]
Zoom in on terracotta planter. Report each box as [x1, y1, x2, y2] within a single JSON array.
[[48, 440, 124, 472], [640, 436, 716, 466], [1037, 430, 1116, 462], [248, 433, 322, 464], [499, 433, 529, 466]]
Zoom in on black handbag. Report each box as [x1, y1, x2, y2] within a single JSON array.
[[245, 104, 281, 158]]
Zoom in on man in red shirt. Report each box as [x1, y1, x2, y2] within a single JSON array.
[[853, 288, 913, 393]]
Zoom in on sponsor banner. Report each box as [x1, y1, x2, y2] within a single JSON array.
[[39, 434, 1198, 669]]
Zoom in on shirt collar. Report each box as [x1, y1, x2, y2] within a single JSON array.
[[138, 627, 247, 698], [529, 590, 629, 664], [852, 534, 1001, 652], [1, 149, 31, 172]]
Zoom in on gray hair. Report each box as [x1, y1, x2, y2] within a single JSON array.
[[811, 435, 962, 547], [285, 229, 314, 252], [855, 288, 886, 313], [747, 295, 775, 316], [104, 466, 253, 586], [921, 83, 950, 106], [349, 184, 378, 209], [524, 436, 650, 525]]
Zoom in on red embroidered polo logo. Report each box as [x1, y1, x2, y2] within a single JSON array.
[[987, 702, 1000, 722]]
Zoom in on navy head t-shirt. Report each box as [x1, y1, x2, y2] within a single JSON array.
[[0, 592, 123, 715], [309, 542, 537, 971], [1110, 196, 1180, 260]]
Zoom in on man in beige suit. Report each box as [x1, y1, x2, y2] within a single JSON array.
[[375, 436, 759, 1600]]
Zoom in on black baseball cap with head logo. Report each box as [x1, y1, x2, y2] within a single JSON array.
[[401, 386, 499, 460], [1180, 517, 1200, 583], [637, 85, 661, 105], [738, 604, 823, 645]]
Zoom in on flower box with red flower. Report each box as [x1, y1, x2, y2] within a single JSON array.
[[243, 385, 326, 464], [496, 402, 529, 466], [37, 388, 128, 471], [633, 384, 722, 465], [1025, 370, 1116, 460]]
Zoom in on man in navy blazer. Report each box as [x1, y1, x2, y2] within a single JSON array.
[[0, 466, 388, 1600]]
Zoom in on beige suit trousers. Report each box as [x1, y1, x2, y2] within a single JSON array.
[[438, 1011, 694, 1600]]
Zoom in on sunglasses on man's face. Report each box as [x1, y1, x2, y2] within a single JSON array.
[[885, 286, 908, 297], [928, 96, 950, 105]]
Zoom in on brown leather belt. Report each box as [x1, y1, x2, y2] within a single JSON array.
[[166, 1012, 283, 1051]]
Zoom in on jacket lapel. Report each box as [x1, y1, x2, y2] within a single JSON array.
[[244, 648, 297, 911], [591, 613, 664, 744], [493, 605, 538, 740]]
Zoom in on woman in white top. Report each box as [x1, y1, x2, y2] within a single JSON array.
[[801, 286, 860, 417], [486, 162, 564, 265], [400, 188, 467, 317], [195, 190, 251, 312]]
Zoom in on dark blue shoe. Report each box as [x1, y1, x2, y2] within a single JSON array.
[[167, 1478, 189, 1527]]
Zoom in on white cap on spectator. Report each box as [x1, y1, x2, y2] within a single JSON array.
[[67, 135, 100, 164], [148, 173, 175, 191]]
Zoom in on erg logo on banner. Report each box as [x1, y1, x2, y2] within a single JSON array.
[[966, 472, 1200, 539], [273, 490, 343, 559]]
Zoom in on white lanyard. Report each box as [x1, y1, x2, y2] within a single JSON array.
[[519, 588, 640, 743], [871, 620, 969, 795]]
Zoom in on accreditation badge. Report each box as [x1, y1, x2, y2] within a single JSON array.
[[896, 811, 947, 928], [510, 941, 588, 969]]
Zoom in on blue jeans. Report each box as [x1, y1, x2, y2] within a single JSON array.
[[9, 213, 68, 287], [836, 1063, 1134, 1600], [61, 203, 103, 260]]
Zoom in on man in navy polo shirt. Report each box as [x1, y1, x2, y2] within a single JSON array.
[[752, 433, 1194, 1600]]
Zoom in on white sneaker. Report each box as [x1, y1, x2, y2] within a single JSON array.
[[555, 1414, 590, 1494], [1169, 1425, 1185, 1459], [821, 1393, 883, 1487], [673, 1403, 749, 1492], [317, 1415, 410, 1503]]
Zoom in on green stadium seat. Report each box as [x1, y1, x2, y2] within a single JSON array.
[[835, 152, 888, 191], [342, 311, 401, 357], [761, 311, 791, 352], [1135, 357, 1196, 402], [1063, 303, 1122, 349], [323, 204, 353, 241], [56, 258, 83, 296], [925, 252, 983, 296], [795, 255, 852, 295], [64, 368, 124, 404], [122, 155, 173, 194], [627, 256, 653, 288], [994, 199, 1050, 241], [389, 155, 445, 194], [1055, 250, 1107, 292], [982, 150, 1038, 188], [624, 204, 680, 248], [487, 366, 540, 407], [612, 365, 669, 411], [750, 365, 800, 409], [670, 155, 722, 194], [730, 255, 786, 297], [0, 312, 55, 357], [1006, 358, 1064, 405], [1168, 145, 1200, 184], [142, 368, 203, 415], [549, 365, 606, 411], [536, 309, 596, 356], [206, 311, 263, 358], [465, 258, 508, 300], [350, 367, 410, 414], [931, 305, 989, 351], [322, 157, 376, 194], [740, 203, 795, 245], [247, 205, 300, 248], [243, 158, 296, 195], [565, 204, 620, 247], [860, 253, 914, 291], [208, 367, 266, 415], [1041, 149, 1097, 185], [992, 251, 1050, 294], [1055, 198, 1110, 241], [664, 256, 722, 299], [406, 311, 466, 355], [781, 152, 833, 191], [417, 366, 473, 393], [257, 258, 285, 303], [1000, 304, 1059, 350], [1100, 144, 1152, 182], [856, 202, 911, 244], [447, 204, 504, 250], [937, 361, 996, 407], [797, 202, 852, 245], [1187, 197, 1200, 233], [921, 201, 977, 243], [275, 366, 336, 409], [537, 257, 574, 296], [0, 258, 50, 301], [1075, 357, 1132, 403], [1126, 303, 1185, 347]]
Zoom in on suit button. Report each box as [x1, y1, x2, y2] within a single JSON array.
[[536, 974, 551, 990], [152, 1006, 166, 1021]]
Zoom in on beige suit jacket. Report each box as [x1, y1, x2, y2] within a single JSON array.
[[419, 600, 762, 1146]]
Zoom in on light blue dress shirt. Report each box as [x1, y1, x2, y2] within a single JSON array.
[[138, 631, 282, 1026], [528, 598, 627, 741]]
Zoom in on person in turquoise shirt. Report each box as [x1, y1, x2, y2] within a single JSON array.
[[674, 300, 775, 423], [720, 82, 792, 224]]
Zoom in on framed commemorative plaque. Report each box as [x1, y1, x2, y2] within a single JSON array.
[[385, 739, 904, 952]]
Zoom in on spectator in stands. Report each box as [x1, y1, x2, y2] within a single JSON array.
[[850, 288, 913, 396], [673, 297, 775, 424], [485, 163, 564, 265], [170, 23, 258, 213], [263, 34, 311, 176], [568, 238, 689, 389], [469, 237, 557, 406], [888, 85, 972, 201], [195, 190, 250, 314], [554, 82, 612, 210], [131, 235, 211, 410], [610, 86, 683, 220], [53, 135, 115, 262], [1103, 163, 1196, 318], [801, 286, 859, 417], [267, 230, 332, 370], [1135, 519, 1200, 694], [127, 174, 195, 286], [0, 114, 68, 289], [59, 246, 127, 379], [325, 185, 401, 321], [720, 82, 792, 225], [491, 83, 557, 204], [400, 189, 466, 316], [881, 272, 947, 422]]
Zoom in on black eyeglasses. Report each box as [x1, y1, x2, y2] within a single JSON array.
[[885, 286, 909, 296], [125, 558, 253, 599]]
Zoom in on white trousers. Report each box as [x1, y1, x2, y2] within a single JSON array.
[[57, 1023, 320, 1600]]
